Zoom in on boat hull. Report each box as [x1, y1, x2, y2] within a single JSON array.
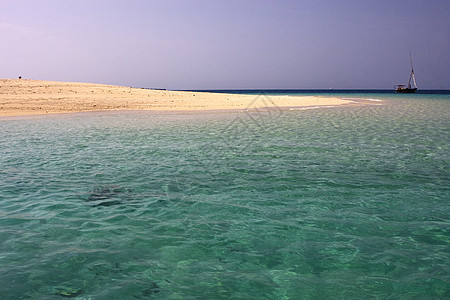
[[396, 88, 417, 93]]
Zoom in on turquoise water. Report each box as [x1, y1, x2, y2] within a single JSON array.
[[0, 93, 449, 299]]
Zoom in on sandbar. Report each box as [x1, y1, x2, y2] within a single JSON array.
[[0, 79, 356, 117]]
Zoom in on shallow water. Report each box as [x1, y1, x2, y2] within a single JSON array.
[[0, 93, 449, 299]]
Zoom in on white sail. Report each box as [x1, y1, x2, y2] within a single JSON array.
[[412, 71, 417, 88], [409, 51, 417, 88]]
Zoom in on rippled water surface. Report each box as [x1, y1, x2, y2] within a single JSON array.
[[1, 94, 449, 299]]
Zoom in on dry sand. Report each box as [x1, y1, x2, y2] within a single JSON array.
[[0, 79, 356, 117]]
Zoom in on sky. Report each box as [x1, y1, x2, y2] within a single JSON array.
[[1, 0, 449, 90]]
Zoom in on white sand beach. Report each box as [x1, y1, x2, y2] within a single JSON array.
[[0, 79, 356, 117]]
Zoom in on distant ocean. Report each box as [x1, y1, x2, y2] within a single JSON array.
[[1, 91, 449, 299], [192, 89, 450, 95]]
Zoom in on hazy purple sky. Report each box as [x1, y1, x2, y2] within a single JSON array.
[[1, 0, 449, 89]]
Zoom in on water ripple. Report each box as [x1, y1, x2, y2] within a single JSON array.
[[0, 96, 449, 298]]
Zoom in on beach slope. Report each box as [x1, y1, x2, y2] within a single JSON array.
[[0, 79, 355, 116]]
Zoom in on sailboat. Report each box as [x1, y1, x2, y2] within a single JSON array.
[[395, 51, 417, 93]]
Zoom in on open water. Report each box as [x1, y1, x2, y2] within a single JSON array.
[[0, 91, 449, 299]]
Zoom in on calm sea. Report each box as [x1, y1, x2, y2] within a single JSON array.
[[0, 91, 449, 299]]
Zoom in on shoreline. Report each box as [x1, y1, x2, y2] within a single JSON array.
[[0, 79, 364, 117]]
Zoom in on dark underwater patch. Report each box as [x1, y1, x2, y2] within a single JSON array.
[[54, 288, 83, 298], [86, 186, 127, 207], [133, 282, 161, 298]]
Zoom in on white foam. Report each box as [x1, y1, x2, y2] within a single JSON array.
[[290, 105, 337, 110], [341, 98, 383, 102]]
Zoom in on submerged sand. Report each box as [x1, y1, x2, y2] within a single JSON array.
[[0, 79, 356, 117]]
